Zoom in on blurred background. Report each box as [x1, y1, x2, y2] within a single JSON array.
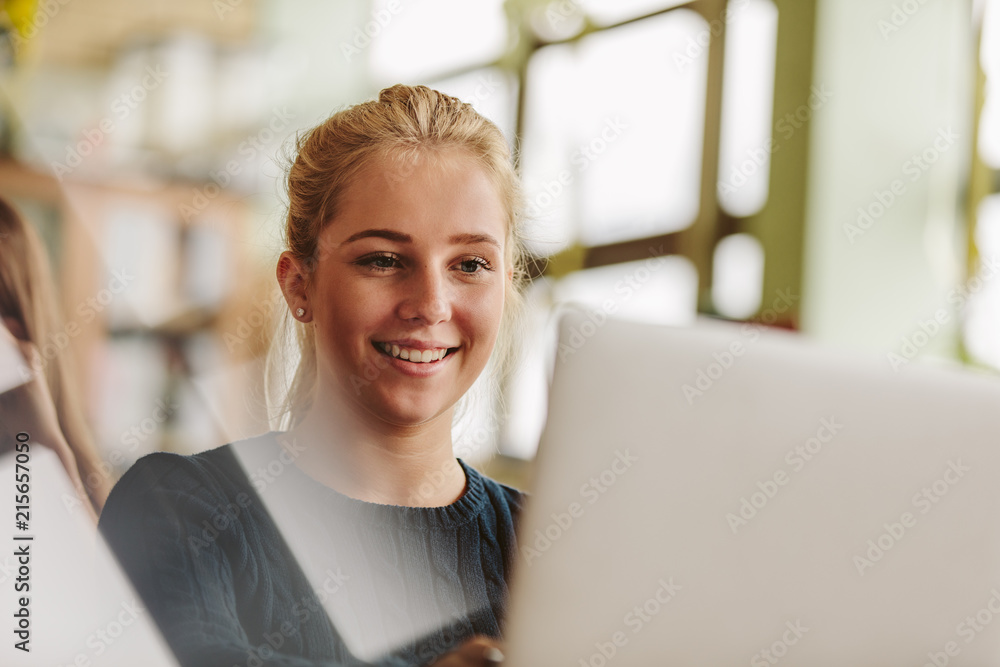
[[0, 0, 996, 488]]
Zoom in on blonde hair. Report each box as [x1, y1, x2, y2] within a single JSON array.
[[0, 196, 110, 512], [267, 84, 527, 431]]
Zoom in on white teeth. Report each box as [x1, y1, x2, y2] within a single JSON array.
[[379, 343, 451, 363]]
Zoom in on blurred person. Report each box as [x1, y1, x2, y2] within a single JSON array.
[[99, 85, 527, 667], [0, 195, 111, 519]]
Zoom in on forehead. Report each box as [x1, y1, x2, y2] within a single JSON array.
[[324, 149, 508, 244]]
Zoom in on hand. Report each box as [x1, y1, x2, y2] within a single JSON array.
[[428, 636, 505, 667], [0, 318, 96, 522]]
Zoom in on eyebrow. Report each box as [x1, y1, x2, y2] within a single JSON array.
[[449, 233, 502, 251], [342, 229, 502, 250], [342, 229, 411, 245]]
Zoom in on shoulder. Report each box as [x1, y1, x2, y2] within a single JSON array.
[[103, 444, 237, 503], [98, 433, 278, 530], [463, 461, 528, 518], [483, 476, 527, 508]]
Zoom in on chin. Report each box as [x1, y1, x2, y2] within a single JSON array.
[[361, 391, 455, 428], [376, 404, 451, 428]]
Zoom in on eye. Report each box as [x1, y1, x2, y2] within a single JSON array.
[[356, 253, 401, 272], [456, 257, 493, 274]]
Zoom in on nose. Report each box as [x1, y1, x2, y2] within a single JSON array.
[[397, 266, 451, 325]]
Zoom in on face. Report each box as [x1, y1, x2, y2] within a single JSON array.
[[284, 149, 510, 429]]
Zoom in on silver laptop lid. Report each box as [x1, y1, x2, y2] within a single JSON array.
[[505, 311, 1000, 667]]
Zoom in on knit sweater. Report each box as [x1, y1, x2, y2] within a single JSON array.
[[98, 432, 525, 667]]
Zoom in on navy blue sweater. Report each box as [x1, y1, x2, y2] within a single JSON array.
[[98, 432, 525, 667]]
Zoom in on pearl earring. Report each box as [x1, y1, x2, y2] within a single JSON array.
[[295, 308, 305, 317]]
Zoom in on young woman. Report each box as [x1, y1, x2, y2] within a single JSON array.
[[99, 85, 528, 667], [0, 195, 110, 518]]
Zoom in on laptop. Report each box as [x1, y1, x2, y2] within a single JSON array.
[[503, 310, 1000, 666]]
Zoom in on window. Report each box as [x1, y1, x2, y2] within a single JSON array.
[[369, 0, 784, 458]]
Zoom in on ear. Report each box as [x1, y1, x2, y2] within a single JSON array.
[[276, 252, 312, 322]]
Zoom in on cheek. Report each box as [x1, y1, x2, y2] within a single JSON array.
[[461, 286, 506, 345], [311, 283, 377, 357]]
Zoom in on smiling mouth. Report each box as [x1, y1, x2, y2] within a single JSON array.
[[373, 342, 459, 364]]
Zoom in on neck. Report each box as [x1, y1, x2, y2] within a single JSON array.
[[280, 391, 466, 507]]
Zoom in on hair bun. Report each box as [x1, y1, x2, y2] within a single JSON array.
[[378, 83, 427, 106], [378, 84, 465, 117]]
